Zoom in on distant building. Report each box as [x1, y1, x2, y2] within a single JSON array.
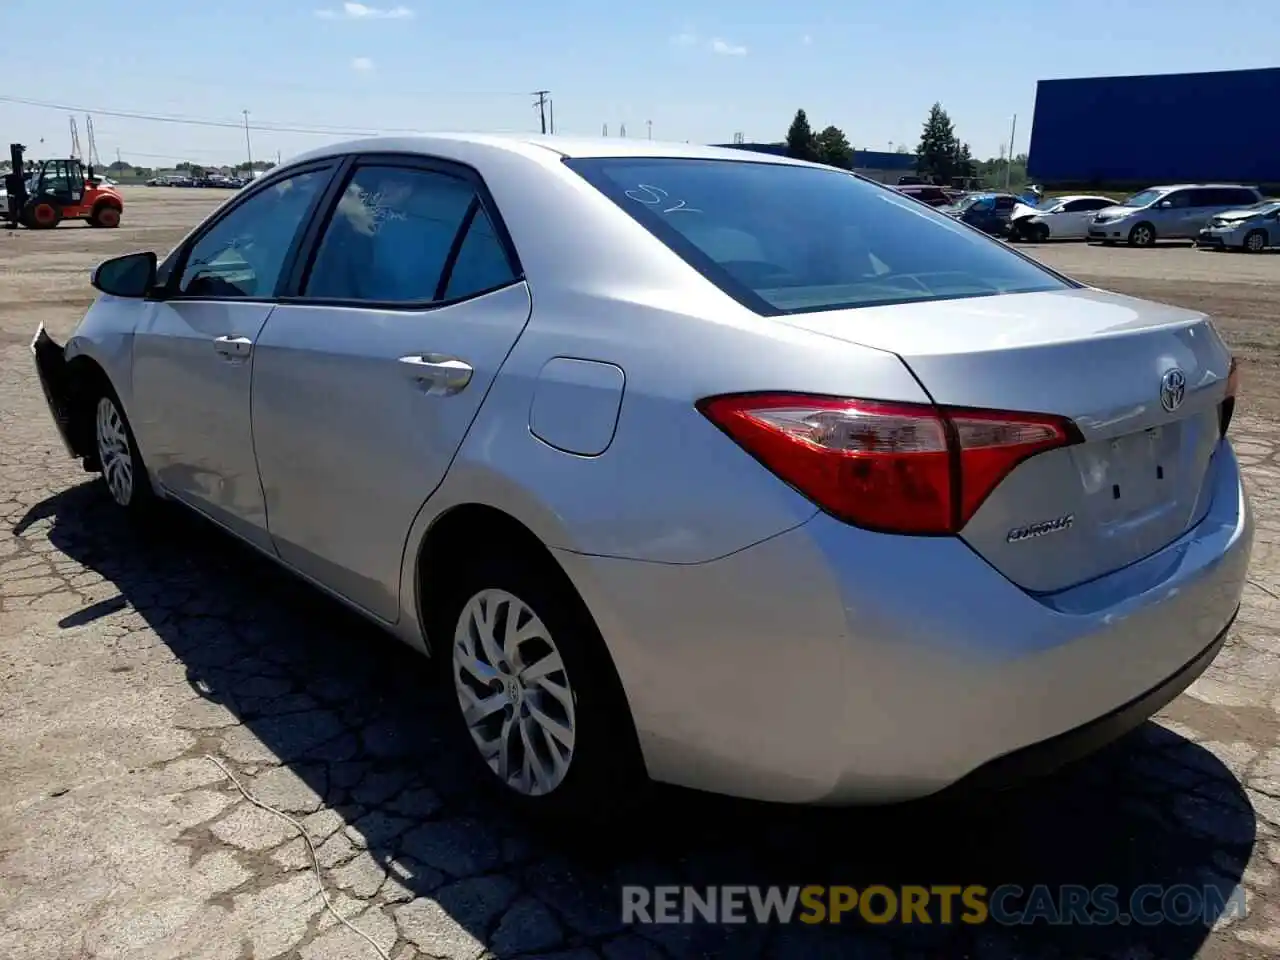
[[713, 142, 920, 184], [1027, 67, 1280, 188]]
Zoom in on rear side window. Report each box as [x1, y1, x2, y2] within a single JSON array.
[[304, 165, 515, 304], [565, 158, 1068, 315]]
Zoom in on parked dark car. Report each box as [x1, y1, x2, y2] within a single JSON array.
[[895, 184, 953, 207], [942, 192, 1020, 236]]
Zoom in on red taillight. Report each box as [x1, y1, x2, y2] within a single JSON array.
[[1221, 357, 1239, 436], [698, 393, 1079, 536]]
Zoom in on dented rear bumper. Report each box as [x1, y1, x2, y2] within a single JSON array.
[[30, 323, 82, 458]]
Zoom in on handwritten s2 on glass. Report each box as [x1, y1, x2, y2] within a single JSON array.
[[624, 184, 701, 214]]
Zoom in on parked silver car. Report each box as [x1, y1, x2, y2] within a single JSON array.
[[31, 136, 1251, 814], [1088, 184, 1263, 246], [1196, 198, 1280, 252]]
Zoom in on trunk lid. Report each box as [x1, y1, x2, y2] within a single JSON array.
[[782, 287, 1234, 593]]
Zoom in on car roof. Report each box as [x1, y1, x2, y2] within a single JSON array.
[[287, 133, 816, 168], [1145, 183, 1259, 191]]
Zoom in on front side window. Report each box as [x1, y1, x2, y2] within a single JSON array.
[[305, 165, 511, 303], [566, 158, 1068, 315], [178, 167, 331, 298]]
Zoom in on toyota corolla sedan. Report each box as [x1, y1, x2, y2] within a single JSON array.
[[31, 135, 1251, 815], [1197, 198, 1280, 252]]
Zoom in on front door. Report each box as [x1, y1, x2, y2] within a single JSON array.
[[250, 158, 530, 620], [130, 164, 337, 549]]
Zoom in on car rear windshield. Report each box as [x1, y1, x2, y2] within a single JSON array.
[[564, 157, 1069, 315]]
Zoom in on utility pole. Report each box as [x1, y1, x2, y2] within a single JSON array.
[[531, 90, 550, 134], [549, 99, 555, 135], [243, 110, 253, 176], [619, 123, 627, 138], [647, 119, 652, 140], [1004, 115, 1017, 190]]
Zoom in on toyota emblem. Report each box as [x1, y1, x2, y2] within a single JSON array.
[[1160, 368, 1186, 413]]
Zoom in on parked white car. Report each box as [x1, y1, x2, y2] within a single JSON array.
[[1008, 195, 1116, 242]]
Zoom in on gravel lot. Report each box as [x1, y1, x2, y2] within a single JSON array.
[[3, 188, 1280, 959]]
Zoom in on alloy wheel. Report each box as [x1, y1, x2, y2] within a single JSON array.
[[95, 396, 134, 506], [452, 587, 577, 796], [1246, 232, 1266, 252]]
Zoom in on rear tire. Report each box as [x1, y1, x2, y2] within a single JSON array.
[[91, 386, 154, 515], [1244, 229, 1267, 253], [1032, 223, 1050, 242], [433, 548, 645, 823], [89, 203, 121, 228], [1127, 222, 1156, 247]]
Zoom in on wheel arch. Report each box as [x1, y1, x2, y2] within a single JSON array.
[[411, 499, 646, 772], [62, 353, 114, 465], [414, 502, 580, 657]]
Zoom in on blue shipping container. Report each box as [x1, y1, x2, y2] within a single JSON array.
[[1027, 68, 1280, 186]]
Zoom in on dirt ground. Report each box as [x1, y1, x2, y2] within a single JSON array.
[[3, 187, 1280, 958]]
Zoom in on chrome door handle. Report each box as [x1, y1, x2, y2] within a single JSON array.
[[213, 335, 253, 359], [398, 354, 473, 395]]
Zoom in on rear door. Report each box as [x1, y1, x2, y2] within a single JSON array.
[[250, 154, 530, 620]]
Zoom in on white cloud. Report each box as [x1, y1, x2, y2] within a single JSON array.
[[802, 34, 813, 45], [709, 38, 747, 56], [670, 30, 697, 46], [317, 3, 413, 19], [351, 56, 375, 70]]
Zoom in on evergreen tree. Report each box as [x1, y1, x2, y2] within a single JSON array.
[[786, 109, 819, 162], [815, 126, 854, 169], [916, 102, 959, 183]]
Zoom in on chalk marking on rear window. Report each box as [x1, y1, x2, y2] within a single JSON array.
[[624, 183, 701, 214]]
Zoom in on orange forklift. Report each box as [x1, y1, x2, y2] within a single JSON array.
[[3, 143, 124, 229]]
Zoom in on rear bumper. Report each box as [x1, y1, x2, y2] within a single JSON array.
[[559, 440, 1252, 805], [944, 609, 1234, 794], [30, 323, 80, 457]]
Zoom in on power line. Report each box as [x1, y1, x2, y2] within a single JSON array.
[[0, 93, 426, 137]]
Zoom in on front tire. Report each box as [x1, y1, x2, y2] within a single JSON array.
[[1128, 222, 1156, 247], [22, 200, 62, 229], [436, 551, 644, 821], [93, 389, 154, 513], [1244, 229, 1268, 253]]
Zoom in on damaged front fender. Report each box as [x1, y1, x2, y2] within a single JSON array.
[[30, 323, 95, 463]]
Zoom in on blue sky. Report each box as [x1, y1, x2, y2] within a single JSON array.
[[2, 0, 1278, 168]]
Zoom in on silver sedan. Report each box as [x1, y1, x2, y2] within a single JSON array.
[[32, 135, 1252, 815]]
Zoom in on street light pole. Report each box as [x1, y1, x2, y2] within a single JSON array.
[[243, 110, 253, 177]]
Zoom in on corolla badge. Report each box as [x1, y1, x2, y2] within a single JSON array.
[[1007, 514, 1074, 544], [1160, 367, 1187, 413]]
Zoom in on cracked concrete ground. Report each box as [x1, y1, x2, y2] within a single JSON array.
[[3, 191, 1280, 958]]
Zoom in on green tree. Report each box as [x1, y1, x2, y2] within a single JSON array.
[[785, 109, 819, 162], [815, 125, 854, 169], [916, 102, 959, 183], [953, 141, 975, 181]]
